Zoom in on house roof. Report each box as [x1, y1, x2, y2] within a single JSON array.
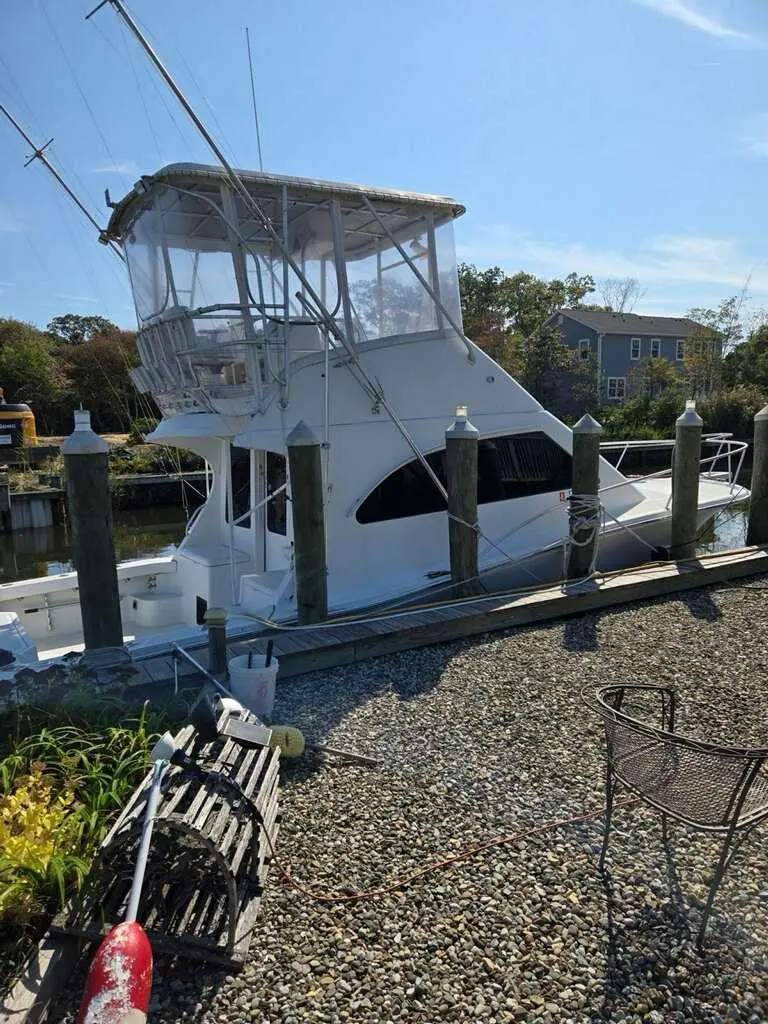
[[553, 309, 710, 337]]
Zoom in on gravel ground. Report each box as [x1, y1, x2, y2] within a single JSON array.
[[52, 578, 768, 1023]]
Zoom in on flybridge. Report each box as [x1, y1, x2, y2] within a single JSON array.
[[107, 163, 468, 416]]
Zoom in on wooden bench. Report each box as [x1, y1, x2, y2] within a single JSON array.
[[52, 704, 280, 968]]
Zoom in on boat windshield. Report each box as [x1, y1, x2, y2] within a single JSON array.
[[122, 178, 462, 346], [341, 206, 462, 342]]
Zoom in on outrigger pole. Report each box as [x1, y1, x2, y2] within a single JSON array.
[[0, 103, 125, 262]]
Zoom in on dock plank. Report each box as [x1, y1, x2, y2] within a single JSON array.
[[259, 547, 768, 677]]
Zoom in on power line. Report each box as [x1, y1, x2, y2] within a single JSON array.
[[37, 0, 128, 187]]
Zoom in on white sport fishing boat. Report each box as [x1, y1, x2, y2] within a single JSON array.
[[0, 162, 749, 666]]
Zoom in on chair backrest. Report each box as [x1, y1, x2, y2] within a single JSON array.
[[587, 684, 768, 831]]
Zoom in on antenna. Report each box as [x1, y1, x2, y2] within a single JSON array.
[[0, 103, 125, 262], [245, 27, 264, 173]]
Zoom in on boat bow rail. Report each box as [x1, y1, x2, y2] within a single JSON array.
[[600, 434, 748, 493]]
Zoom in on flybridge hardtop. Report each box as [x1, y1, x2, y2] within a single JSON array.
[[106, 159, 473, 423], [105, 162, 466, 241]]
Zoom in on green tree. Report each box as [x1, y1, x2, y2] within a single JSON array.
[[457, 264, 513, 365], [61, 331, 148, 432], [675, 296, 743, 400], [502, 270, 596, 337], [458, 264, 597, 393], [630, 356, 679, 399], [572, 352, 600, 415], [721, 322, 768, 392], [47, 314, 120, 345], [0, 320, 65, 433]]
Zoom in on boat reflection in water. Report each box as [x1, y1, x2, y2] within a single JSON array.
[[0, 505, 186, 584]]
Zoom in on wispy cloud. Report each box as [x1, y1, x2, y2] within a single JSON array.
[[739, 114, 768, 156], [57, 293, 100, 305], [458, 228, 767, 308], [91, 160, 139, 176], [632, 0, 757, 42]]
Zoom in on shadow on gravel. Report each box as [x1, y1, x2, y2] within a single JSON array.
[[562, 613, 600, 652], [596, 826, 763, 1023], [680, 587, 722, 622]]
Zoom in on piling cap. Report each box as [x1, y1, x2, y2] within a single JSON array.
[[572, 413, 603, 435], [204, 607, 227, 626], [676, 400, 703, 428], [446, 404, 478, 437], [61, 409, 109, 455], [286, 420, 319, 447], [755, 405, 768, 422]]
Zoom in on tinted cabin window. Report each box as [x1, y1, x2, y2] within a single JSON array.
[[356, 432, 571, 524], [227, 447, 251, 527], [267, 452, 287, 536]]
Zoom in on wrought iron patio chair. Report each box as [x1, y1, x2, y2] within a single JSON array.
[[583, 683, 768, 949]]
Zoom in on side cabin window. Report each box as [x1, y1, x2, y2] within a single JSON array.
[[356, 432, 572, 524], [227, 447, 251, 528], [267, 452, 287, 536]]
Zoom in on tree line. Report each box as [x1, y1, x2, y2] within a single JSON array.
[[0, 314, 153, 436]]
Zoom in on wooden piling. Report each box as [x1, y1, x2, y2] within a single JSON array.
[[445, 406, 479, 598], [62, 410, 123, 650], [747, 405, 768, 545], [670, 400, 703, 560], [286, 421, 327, 624], [205, 607, 228, 678], [567, 413, 603, 580]]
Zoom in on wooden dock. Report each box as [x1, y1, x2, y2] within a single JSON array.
[[226, 545, 768, 679]]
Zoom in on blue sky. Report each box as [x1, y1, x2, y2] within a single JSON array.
[[1, 0, 768, 330]]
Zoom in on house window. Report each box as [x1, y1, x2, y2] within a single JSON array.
[[356, 432, 572, 524], [650, 338, 660, 358], [607, 377, 626, 401], [630, 337, 640, 360], [578, 339, 590, 360], [693, 339, 703, 356], [676, 338, 685, 361]]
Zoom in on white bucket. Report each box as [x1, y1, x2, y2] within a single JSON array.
[[227, 654, 279, 717]]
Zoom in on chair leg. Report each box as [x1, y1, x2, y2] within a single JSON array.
[[696, 831, 735, 950], [598, 766, 615, 872]]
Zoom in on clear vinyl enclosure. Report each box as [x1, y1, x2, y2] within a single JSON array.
[[120, 169, 464, 399]]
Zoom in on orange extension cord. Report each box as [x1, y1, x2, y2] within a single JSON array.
[[260, 797, 639, 905]]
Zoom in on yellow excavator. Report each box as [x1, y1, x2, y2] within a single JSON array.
[[0, 388, 36, 448]]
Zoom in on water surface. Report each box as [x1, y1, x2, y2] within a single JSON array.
[[0, 500, 750, 586], [0, 505, 187, 584]]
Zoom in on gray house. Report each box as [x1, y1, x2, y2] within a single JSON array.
[[546, 309, 719, 405]]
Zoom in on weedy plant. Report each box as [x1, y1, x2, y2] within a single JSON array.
[[0, 688, 191, 993]]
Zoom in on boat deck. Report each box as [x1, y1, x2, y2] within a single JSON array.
[[29, 547, 768, 692]]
